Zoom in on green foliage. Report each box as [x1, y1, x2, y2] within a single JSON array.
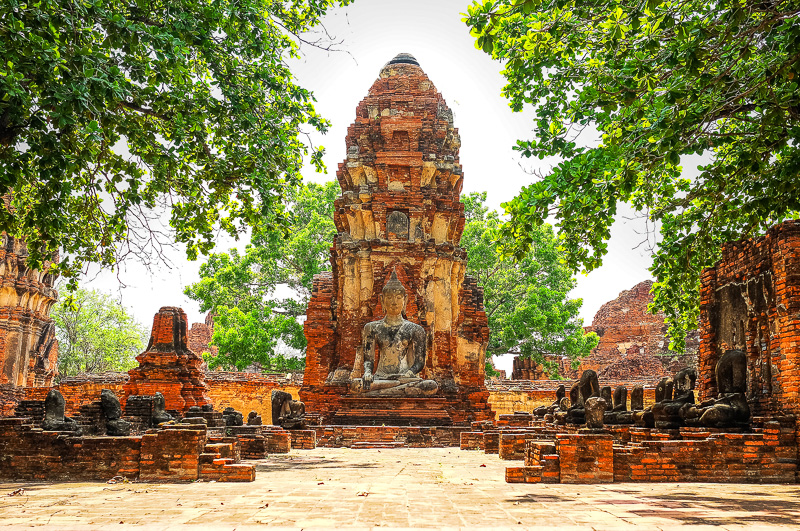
[[485, 360, 501, 378], [204, 305, 305, 372], [465, 0, 800, 350], [0, 0, 350, 287], [461, 192, 598, 377], [51, 287, 147, 376], [185, 180, 338, 370]]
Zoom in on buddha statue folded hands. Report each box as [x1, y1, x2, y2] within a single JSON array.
[[349, 270, 438, 398]]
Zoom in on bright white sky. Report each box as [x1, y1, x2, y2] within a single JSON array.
[[82, 0, 660, 374]]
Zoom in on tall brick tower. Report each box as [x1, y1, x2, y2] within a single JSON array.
[[300, 53, 493, 425]]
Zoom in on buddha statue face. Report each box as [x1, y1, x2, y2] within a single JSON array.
[[381, 288, 406, 318]]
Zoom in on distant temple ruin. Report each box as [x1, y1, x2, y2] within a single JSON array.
[[511, 280, 698, 380]]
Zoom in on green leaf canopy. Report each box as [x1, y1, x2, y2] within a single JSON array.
[[0, 0, 349, 284], [465, 0, 800, 350]]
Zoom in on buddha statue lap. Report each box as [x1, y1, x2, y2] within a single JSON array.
[[349, 270, 438, 398]]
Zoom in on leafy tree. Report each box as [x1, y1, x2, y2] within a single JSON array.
[[208, 306, 306, 371], [461, 192, 598, 377], [185, 180, 338, 371], [0, 0, 350, 287], [51, 287, 148, 376], [465, 0, 800, 350]]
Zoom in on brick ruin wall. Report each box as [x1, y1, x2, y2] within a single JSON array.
[[0, 419, 255, 482], [512, 280, 698, 381], [1, 371, 659, 423], [188, 312, 217, 358], [0, 371, 303, 422], [698, 220, 800, 444], [498, 420, 796, 484]]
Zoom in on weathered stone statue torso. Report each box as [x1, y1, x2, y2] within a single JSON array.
[[350, 271, 438, 398]]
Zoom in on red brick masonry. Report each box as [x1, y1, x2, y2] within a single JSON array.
[[122, 307, 211, 412], [0, 418, 254, 482]]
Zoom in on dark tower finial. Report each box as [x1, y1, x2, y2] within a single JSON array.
[[386, 53, 419, 66]]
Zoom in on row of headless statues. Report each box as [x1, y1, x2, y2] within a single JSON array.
[[534, 349, 751, 430]]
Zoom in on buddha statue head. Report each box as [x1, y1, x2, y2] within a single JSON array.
[[380, 269, 407, 320]]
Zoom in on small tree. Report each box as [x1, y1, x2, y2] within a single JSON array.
[[51, 287, 148, 377], [185, 180, 338, 371], [461, 192, 598, 377]]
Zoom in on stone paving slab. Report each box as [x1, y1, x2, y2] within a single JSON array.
[[0, 447, 798, 529]]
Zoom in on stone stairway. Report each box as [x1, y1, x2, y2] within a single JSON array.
[[199, 440, 255, 482]]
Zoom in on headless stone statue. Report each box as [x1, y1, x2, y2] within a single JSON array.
[[247, 411, 262, 426], [223, 407, 244, 427], [566, 370, 600, 425], [653, 367, 696, 429], [584, 397, 607, 429], [350, 270, 438, 398], [630, 386, 644, 411], [42, 389, 81, 434], [271, 389, 306, 429], [636, 377, 674, 428], [600, 386, 613, 411], [152, 392, 173, 427], [100, 389, 131, 436], [681, 349, 750, 428], [605, 386, 634, 425]]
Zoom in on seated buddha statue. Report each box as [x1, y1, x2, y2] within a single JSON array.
[[652, 367, 696, 429], [681, 349, 750, 428], [349, 270, 438, 398]]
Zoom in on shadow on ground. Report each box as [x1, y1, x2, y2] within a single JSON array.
[[255, 456, 379, 472], [505, 491, 800, 527]]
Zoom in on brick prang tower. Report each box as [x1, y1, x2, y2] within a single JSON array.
[[300, 53, 494, 425]]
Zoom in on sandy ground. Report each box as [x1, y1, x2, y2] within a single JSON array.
[[1, 447, 799, 529]]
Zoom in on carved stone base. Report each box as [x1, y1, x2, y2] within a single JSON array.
[[331, 398, 453, 426]]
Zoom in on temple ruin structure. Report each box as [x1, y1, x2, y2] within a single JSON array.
[[0, 233, 59, 389], [300, 53, 493, 425], [699, 220, 800, 438], [122, 306, 212, 412]]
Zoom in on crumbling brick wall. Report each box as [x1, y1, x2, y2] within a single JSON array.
[[188, 312, 217, 357], [2, 371, 302, 421], [699, 220, 800, 443]]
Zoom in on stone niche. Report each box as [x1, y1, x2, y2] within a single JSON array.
[[699, 220, 800, 425], [122, 307, 211, 412], [300, 53, 493, 425]]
